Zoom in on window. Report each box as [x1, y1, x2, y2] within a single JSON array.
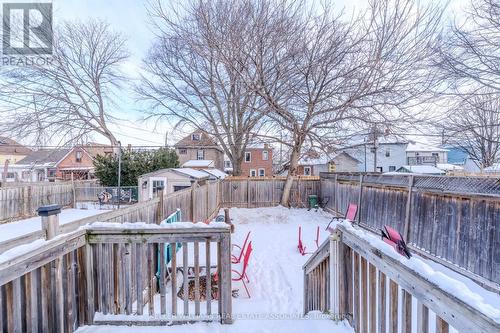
[[328, 163, 336, 172], [245, 152, 251, 162], [224, 160, 232, 168], [304, 166, 311, 176], [250, 169, 257, 177], [385, 149, 390, 157], [262, 150, 269, 160], [6, 172, 15, 179], [389, 166, 396, 172], [75, 150, 83, 162], [258, 168, 265, 177], [192, 133, 201, 141], [197, 149, 204, 160], [173, 185, 190, 192], [152, 180, 165, 195], [376, 167, 383, 172], [179, 148, 187, 155]]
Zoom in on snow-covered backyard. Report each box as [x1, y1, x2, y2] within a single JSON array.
[[75, 206, 499, 332]]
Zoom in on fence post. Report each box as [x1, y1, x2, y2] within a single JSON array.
[[334, 174, 338, 214], [156, 187, 164, 225], [206, 182, 210, 219], [357, 174, 364, 223], [72, 180, 76, 208], [246, 178, 250, 208], [403, 175, 414, 242], [329, 230, 341, 316], [37, 204, 64, 330], [190, 180, 196, 222]]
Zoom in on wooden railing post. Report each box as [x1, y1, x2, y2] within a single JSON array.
[[190, 180, 196, 222], [329, 230, 341, 316], [220, 232, 232, 324], [37, 205, 65, 330]]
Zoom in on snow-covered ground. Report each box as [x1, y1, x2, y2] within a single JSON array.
[[0, 208, 109, 243], [77, 206, 354, 333], [75, 206, 499, 333]]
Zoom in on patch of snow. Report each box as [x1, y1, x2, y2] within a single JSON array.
[[436, 163, 464, 171], [399, 165, 445, 174], [86, 221, 230, 229], [182, 160, 214, 168], [406, 142, 448, 152], [172, 168, 210, 179], [0, 208, 110, 243], [202, 169, 228, 179]]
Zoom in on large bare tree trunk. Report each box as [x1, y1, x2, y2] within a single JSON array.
[[281, 143, 301, 206]]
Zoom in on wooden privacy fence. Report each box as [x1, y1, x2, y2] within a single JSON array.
[[221, 177, 320, 207], [0, 181, 98, 222], [0, 223, 232, 332], [0, 181, 222, 254], [320, 173, 500, 288], [303, 224, 500, 333]]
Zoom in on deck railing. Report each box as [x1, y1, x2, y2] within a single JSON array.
[[0, 223, 232, 332], [303, 223, 500, 333]]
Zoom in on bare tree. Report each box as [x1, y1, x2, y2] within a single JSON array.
[[436, 0, 500, 93], [442, 92, 500, 169], [231, 0, 443, 205], [0, 19, 129, 146], [138, 1, 267, 175]]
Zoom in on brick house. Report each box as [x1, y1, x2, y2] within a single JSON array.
[[241, 144, 273, 177], [174, 131, 224, 170], [10, 144, 113, 182]]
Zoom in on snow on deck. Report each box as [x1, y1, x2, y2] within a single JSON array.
[[0, 208, 109, 243], [76, 206, 354, 333]]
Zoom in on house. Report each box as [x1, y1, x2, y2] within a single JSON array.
[[341, 137, 408, 173], [327, 152, 360, 173], [444, 146, 480, 173], [394, 165, 446, 175], [0, 136, 31, 165], [405, 143, 448, 166], [174, 131, 224, 170], [138, 167, 227, 201], [484, 163, 500, 174], [4, 144, 112, 182], [241, 144, 273, 177]]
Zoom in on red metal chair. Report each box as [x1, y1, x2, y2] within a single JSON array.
[[325, 203, 358, 231], [232, 231, 251, 264], [232, 241, 253, 298], [298, 226, 320, 256]]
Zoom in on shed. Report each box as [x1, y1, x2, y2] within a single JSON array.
[[138, 168, 209, 201]]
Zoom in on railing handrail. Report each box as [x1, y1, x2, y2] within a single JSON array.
[[303, 223, 500, 332]]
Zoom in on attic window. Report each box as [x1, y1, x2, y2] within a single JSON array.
[[75, 151, 83, 163], [192, 133, 201, 141]]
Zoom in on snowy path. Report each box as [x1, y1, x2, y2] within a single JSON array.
[[0, 208, 109, 243], [77, 206, 354, 333]]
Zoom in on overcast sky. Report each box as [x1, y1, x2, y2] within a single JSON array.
[[52, 0, 469, 147]]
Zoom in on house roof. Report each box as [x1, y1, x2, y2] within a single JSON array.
[[396, 165, 446, 175], [139, 167, 210, 180], [174, 131, 222, 151], [436, 163, 464, 171], [332, 152, 360, 164], [16, 149, 71, 166], [80, 143, 114, 158], [406, 142, 448, 152], [202, 169, 228, 179], [0, 137, 31, 155], [182, 160, 214, 168], [484, 163, 500, 173]]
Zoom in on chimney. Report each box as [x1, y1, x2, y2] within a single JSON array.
[[127, 144, 132, 151], [264, 143, 269, 149]]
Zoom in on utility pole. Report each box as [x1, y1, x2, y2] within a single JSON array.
[[117, 141, 122, 209]]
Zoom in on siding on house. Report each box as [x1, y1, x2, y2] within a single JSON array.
[[175, 131, 224, 170], [241, 146, 273, 177]]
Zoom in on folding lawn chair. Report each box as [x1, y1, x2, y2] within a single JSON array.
[[325, 203, 358, 231], [232, 241, 253, 298], [232, 231, 251, 264], [297, 226, 320, 256]]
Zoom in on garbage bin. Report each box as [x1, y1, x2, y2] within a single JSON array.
[[308, 194, 318, 210]]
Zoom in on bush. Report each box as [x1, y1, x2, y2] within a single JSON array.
[[94, 148, 179, 186]]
